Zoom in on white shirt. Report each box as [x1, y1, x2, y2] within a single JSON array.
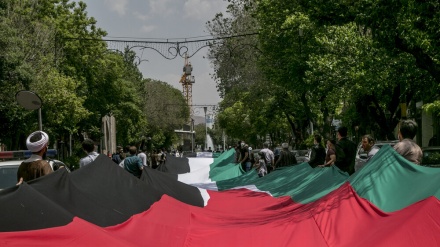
[[260, 148, 275, 164], [138, 152, 147, 167], [258, 159, 267, 177], [79, 151, 99, 168]]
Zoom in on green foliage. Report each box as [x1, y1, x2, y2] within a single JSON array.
[[423, 101, 440, 117], [141, 78, 190, 149], [300, 0, 440, 102], [422, 152, 440, 165], [207, 0, 439, 147], [302, 134, 316, 149], [0, 0, 149, 153], [194, 124, 207, 149], [33, 69, 91, 135]]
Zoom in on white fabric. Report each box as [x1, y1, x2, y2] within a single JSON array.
[[178, 165, 212, 184], [197, 188, 210, 206], [187, 157, 214, 172], [191, 182, 218, 191], [229, 185, 272, 196], [26, 131, 49, 152], [178, 157, 214, 185]]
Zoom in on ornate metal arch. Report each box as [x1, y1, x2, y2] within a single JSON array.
[[57, 32, 259, 66], [105, 40, 213, 60]]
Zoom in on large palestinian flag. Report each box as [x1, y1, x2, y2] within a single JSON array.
[[1, 145, 440, 246]]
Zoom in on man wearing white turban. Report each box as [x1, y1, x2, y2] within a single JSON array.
[[17, 131, 53, 183]]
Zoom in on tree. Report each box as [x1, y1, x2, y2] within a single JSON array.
[[0, 0, 85, 148], [207, 0, 299, 147], [33, 69, 91, 135], [0, 0, 148, 152], [300, 0, 440, 113], [141, 79, 190, 149], [255, 0, 439, 141]]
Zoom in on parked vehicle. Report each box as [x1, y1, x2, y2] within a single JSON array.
[[0, 149, 60, 190], [0, 160, 21, 190], [355, 140, 399, 171], [294, 150, 310, 164]]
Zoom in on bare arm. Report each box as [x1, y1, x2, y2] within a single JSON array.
[[327, 154, 336, 166]]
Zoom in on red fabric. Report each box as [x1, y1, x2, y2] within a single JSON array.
[[3, 185, 440, 246], [106, 197, 193, 246], [313, 183, 440, 247], [105, 186, 440, 247], [0, 217, 136, 247]]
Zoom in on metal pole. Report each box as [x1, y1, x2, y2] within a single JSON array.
[[223, 130, 225, 151], [38, 108, 43, 131], [204, 107, 207, 151], [191, 118, 194, 152], [69, 134, 72, 157]]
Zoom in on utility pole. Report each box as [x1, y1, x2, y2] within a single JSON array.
[[204, 107, 207, 151]]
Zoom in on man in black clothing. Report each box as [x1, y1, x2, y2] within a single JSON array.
[[112, 146, 124, 164], [237, 141, 251, 172], [308, 134, 326, 168], [336, 127, 357, 175]]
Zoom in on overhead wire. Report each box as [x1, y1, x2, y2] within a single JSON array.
[[63, 31, 261, 43]]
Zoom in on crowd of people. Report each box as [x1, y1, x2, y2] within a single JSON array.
[[110, 146, 168, 177], [15, 131, 173, 182], [16, 119, 424, 183], [233, 119, 424, 178]]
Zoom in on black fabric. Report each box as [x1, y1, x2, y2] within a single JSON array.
[[28, 155, 160, 227], [0, 183, 73, 232], [140, 167, 205, 207], [0, 154, 204, 231], [155, 155, 191, 174]]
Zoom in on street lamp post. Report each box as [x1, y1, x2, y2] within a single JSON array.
[[191, 118, 195, 152], [15, 90, 43, 130], [204, 107, 208, 151]]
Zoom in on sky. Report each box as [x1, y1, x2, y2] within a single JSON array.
[[81, 0, 229, 116]]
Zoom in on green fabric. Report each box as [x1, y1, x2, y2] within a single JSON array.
[[286, 165, 348, 204], [350, 144, 440, 212], [209, 149, 235, 172], [215, 167, 261, 188], [217, 163, 313, 190], [216, 162, 349, 204], [210, 160, 245, 181], [211, 145, 440, 213], [212, 152, 221, 158]]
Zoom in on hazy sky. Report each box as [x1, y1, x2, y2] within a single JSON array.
[[81, 0, 229, 115]]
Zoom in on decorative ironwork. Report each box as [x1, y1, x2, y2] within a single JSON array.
[[105, 39, 212, 60], [58, 32, 259, 64]]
